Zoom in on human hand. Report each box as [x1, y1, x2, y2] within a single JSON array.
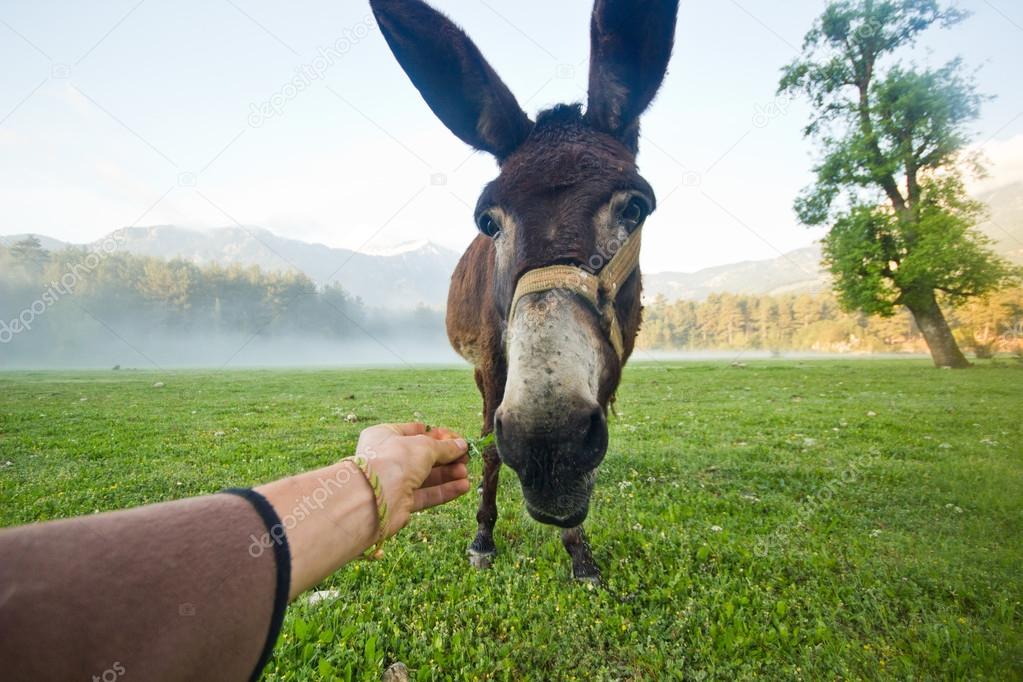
[[355, 422, 470, 538]]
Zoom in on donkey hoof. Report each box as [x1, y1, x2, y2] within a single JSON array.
[[468, 548, 496, 569]]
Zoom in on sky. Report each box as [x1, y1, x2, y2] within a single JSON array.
[[1, 0, 1022, 274]]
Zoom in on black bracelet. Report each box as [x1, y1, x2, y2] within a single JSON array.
[[221, 488, 292, 682]]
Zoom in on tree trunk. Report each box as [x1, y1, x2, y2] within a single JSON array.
[[905, 289, 971, 368]]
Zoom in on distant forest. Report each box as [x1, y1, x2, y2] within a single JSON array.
[[2, 237, 1021, 363], [0, 238, 445, 366], [638, 290, 1023, 357]]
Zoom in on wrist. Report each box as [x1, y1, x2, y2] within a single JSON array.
[[326, 460, 379, 554], [256, 459, 379, 600]]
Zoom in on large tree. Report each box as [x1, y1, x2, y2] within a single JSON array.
[[780, 0, 1017, 368]]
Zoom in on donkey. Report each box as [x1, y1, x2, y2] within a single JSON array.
[[370, 0, 678, 581]]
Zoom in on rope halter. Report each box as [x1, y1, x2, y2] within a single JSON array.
[[509, 226, 642, 362]]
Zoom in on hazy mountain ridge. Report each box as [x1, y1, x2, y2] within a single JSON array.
[[2, 226, 461, 311], [0, 226, 831, 305], [645, 182, 1023, 301], [3, 182, 1019, 307], [977, 181, 1023, 265], [642, 245, 828, 302]]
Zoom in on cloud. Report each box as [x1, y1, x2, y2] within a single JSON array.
[[969, 134, 1023, 193]]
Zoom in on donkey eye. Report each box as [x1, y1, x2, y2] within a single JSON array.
[[618, 197, 648, 233], [477, 212, 501, 238]]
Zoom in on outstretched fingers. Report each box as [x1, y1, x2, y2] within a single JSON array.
[[421, 458, 468, 488], [408, 433, 469, 511], [416, 434, 468, 465], [425, 425, 461, 441], [386, 422, 429, 437], [413, 478, 471, 512]]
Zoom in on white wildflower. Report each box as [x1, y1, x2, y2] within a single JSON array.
[[305, 589, 341, 606]]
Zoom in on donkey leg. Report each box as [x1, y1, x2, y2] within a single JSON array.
[[468, 366, 504, 569], [468, 447, 500, 568], [561, 525, 601, 584]]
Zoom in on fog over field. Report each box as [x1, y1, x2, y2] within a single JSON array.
[[0, 330, 461, 370]]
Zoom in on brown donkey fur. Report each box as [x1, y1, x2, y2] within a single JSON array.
[[370, 0, 678, 581]]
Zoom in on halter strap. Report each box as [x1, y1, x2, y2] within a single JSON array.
[[509, 227, 642, 361]]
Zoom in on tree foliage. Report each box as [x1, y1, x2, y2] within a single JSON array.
[[8, 236, 50, 273], [779, 0, 1018, 366]]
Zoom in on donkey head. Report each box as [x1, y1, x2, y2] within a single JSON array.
[[372, 0, 678, 527]]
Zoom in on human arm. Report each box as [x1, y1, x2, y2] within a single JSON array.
[[0, 423, 469, 681], [254, 422, 470, 599]]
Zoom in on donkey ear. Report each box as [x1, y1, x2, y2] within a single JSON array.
[[370, 0, 533, 160], [585, 0, 679, 150]]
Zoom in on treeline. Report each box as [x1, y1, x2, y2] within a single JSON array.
[[637, 290, 1023, 356], [3, 237, 1020, 364], [0, 238, 445, 366]]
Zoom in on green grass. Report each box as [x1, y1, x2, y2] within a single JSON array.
[[1, 360, 1021, 680]]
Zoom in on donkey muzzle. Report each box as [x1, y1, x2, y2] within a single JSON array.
[[496, 403, 606, 527], [495, 401, 608, 480]]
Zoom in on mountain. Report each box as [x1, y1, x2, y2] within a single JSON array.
[[3, 182, 1018, 307], [977, 182, 1023, 265], [644, 182, 1023, 302], [3, 226, 461, 311], [5, 225, 832, 305], [102, 226, 462, 310], [643, 245, 829, 302]]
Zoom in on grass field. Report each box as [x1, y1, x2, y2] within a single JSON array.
[[1, 360, 1021, 680]]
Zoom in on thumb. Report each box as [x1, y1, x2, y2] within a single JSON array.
[[426, 436, 468, 465]]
